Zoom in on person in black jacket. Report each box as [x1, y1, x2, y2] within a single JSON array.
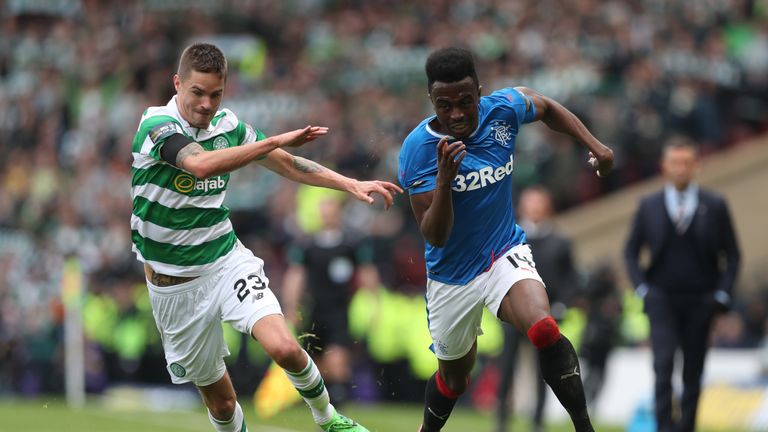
[[495, 186, 578, 432], [282, 196, 381, 407], [624, 136, 740, 432], [579, 261, 622, 406]]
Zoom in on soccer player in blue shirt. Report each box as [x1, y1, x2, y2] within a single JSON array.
[[398, 47, 614, 432]]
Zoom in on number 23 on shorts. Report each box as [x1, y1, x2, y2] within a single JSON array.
[[233, 274, 266, 302]]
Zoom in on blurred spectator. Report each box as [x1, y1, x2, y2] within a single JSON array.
[[282, 194, 382, 407], [578, 261, 623, 406], [623, 137, 741, 432], [495, 187, 578, 432]]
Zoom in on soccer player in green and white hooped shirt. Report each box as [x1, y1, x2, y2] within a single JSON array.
[[131, 43, 402, 432]]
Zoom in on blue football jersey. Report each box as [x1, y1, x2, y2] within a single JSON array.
[[398, 87, 536, 285]]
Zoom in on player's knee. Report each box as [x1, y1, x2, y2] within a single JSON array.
[[267, 339, 305, 370], [444, 377, 469, 395], [438, 371, 470, 396], [209, 395, 236, 420], [527, 316, 561, 349]]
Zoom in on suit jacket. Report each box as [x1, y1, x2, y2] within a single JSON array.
[[623, 187, 740, 295]]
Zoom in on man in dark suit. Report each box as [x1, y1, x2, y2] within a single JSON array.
[[496, 186, 578, 432], [624, 136, 740, 432]]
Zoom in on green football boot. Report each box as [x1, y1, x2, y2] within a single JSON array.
[[320, 411, 370, 432]]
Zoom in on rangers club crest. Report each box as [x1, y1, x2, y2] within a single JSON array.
[[490, 120, 513, 147]]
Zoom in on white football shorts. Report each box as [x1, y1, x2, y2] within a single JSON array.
[[147, 241, 282, 386], [425, 243, 544, 360]]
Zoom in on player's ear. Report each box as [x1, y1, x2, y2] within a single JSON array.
[[478, 85, 483, 97], [173, 74, 181, 92]]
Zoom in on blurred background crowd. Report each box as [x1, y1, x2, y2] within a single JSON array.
[[1, 0, 768, 405]]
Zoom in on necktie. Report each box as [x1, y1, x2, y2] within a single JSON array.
[[675, 193, 687, 233]]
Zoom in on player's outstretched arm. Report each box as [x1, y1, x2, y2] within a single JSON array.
[[515, 86, 614, 177], [175, 126, 328, 179], [257, 148, 403, 209]]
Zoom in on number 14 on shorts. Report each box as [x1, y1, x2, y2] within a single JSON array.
[[507, 252, 535, 272], [234, 274, 266, 302]]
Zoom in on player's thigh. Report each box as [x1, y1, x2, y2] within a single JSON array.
[[486, 244, 550, 332], [218, 244, 305, 370], [218, 243, 283, 337], [426, 277, 485, 361], [497, 279, 551, 333], [148, 276, 229, 387]]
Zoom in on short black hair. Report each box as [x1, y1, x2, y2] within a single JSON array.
[[178, 43, 227, 81], [425, 47, 479, 92]]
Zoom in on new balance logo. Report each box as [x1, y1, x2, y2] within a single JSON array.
[[452, 155, 514, 192]]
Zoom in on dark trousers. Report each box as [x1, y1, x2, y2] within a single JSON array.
[[645, 290, 716, 432], [496, 324, 547, 432]]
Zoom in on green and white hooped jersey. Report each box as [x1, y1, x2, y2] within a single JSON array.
[[131, 96, 266, 276]]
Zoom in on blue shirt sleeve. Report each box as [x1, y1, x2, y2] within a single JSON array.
[[398, 134, 438, 195], [493, 87, 537, 127]]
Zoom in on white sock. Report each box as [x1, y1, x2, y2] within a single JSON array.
[[208, 401, 247, 432], [284, 351, 336, 425]]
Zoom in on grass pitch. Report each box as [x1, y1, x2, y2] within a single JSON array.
[[0, 398, 746, 432]]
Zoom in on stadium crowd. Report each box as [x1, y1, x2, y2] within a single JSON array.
[[1, 0, 767, 398]]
